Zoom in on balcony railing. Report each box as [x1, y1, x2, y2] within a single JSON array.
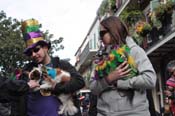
[[78, 42, 97, 71], [141, 11, 175, 52]]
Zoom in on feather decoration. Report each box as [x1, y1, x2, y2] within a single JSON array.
[[94, 45, 138, 80]]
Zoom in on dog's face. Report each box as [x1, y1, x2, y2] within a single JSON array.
[[29, 67, 42, 81], [27, 67, 43, 92]]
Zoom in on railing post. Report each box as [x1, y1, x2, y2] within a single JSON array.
[[172, 9, 175, 31]]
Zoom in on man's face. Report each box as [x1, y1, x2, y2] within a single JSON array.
[[27, 45, 48, 63]]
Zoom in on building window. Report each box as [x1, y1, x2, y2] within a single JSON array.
[[94, 33, 96, 49], [89, 38, 92, 49]]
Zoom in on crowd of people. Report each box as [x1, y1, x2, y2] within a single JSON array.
[[164, 60, 175, 116], [0, 16, 174, 116]]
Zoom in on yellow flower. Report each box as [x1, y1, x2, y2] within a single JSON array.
[[95, 66, 99, 70], [99, 61, 107, 70], [117, 47, 124, 55], [127, 55, 136, 67], [135, 21, 145, 33], [109, 54, 115, 61], [96, 60, 107, 70], [136, 26, 143, 33]]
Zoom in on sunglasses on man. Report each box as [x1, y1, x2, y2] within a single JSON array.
[[26, 46, 41, 56]]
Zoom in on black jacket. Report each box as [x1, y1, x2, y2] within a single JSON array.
[[10, 57, 85, 116], [0, 75, 29, 116]]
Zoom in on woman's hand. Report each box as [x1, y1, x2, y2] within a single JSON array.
[[106, 61, 131, 84]]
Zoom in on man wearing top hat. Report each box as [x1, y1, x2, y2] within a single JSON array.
[[10, 19, 85, 116]]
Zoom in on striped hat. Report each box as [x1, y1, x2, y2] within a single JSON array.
[[21, 18, 50, 55]]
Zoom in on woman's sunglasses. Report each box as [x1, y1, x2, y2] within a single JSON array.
[[27, 46, 41, 56], [99, 30, 108, 38]]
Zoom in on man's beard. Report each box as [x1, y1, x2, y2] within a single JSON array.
[[33, 57, 42, 64]]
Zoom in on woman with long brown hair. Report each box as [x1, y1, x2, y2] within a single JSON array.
[[89, 16, 157, 116]]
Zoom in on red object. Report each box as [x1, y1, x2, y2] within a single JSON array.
[[166, 77, 175, 88], [170, 101, 175, 116], [79, 96, 85, 100]]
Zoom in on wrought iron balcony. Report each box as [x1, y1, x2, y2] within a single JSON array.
[[76, 42, 97, 72], [144, 11, 175, 58]]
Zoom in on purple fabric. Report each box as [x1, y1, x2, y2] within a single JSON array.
[[24, 31, 43, 40], [27, 91, 61, 116], [23, 40, 50, 54]]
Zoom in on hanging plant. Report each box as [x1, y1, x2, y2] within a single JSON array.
[[148, 12, 162, 29], [165, 1, 174, 14], [98, 0, 117, 17], [154, 4, 166, 21], [98, 0, 109, 16], [120, 10, 144, 26], [109, 0, 117, 14], [154, 1, 174, 21], [132, 32, 144, 46], [135, 21, 152, 37]]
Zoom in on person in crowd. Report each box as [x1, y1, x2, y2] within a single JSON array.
[[164, 60, 175, 115], [0, 72, 39, 116], [9, 18, 85, 116], [89, 16, 157, 116], [88, 93, 97, 116], [81, 93, 90, 116]]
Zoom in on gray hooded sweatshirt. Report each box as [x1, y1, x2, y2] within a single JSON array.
[[89, 37, 157, 116]]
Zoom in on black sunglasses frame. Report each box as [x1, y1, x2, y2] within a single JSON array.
[[99, 30, 108, 38], [27, 46, 41, 56]]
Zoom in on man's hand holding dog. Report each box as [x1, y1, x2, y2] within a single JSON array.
[[27, 80, 40, 89]]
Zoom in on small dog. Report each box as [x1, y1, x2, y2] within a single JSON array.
[[28, 65, 78, 116]]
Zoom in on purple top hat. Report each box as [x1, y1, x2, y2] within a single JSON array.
[[21, 19, 50, 54]]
